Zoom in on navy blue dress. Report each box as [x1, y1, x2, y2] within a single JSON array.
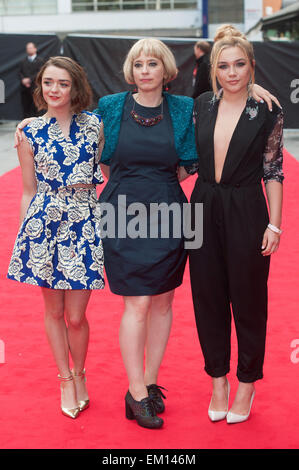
[[99, 94, 188, 296]]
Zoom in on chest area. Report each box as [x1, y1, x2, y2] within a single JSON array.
[[115, 109, 177, 169], [199, 97, 265, 151], [214, 105, 244, 148], [196, 98, 267, 179], [213, 104, 247, 170], [34, 120, 99, 168]]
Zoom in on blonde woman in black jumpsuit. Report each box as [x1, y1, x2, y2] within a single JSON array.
[[189, 26, 284, 424]]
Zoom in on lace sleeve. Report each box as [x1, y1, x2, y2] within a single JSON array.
[[263, 111, 284, 184], [183, 161, 199, 175]]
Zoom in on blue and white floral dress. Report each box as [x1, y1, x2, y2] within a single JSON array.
[[7, 111, 105, 290]]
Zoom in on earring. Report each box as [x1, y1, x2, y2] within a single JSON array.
[[247, 78, 253, 96]]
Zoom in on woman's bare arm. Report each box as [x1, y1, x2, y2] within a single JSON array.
[[100, 164, 110, 180], [251, 84, 281, 111], [177, 166, 190, 182], [261, 181, 283, 256]]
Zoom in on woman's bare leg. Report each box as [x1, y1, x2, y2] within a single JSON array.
[[65, 290, 91, 402], [65, 290, 91, 372], [119, 296, 152, 401], [229, 381, 255, 415], [144, 290, 174, 386], [42, 287, 77, 409], [209, 376, 229, 411]]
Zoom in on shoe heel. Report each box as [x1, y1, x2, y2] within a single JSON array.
[[58, 373, 80, 419], [125, 400, 134, 420]]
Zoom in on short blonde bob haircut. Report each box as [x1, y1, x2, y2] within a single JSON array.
[[210, 25, 255, 95], [33, 56, 93, 113], [123, 38, 178, 85]]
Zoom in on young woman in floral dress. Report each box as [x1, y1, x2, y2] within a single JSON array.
[[8, 57, 105, 419]]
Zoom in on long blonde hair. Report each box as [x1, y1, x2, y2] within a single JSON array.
[[210, 25, 255, 95]]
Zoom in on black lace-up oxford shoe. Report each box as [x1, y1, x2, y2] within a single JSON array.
[[125, 390, 164, 429], [147, 384, 167, 414]]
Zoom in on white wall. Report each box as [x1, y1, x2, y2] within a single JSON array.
[[0, 9, 200, 33], [244, 0, 263, 32], [58, 0, 72, 14]]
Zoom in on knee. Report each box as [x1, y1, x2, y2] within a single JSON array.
[[44, 306, 64, 322], [66, 310, 86, 329], [151, 293, 174, 317], [160, 300, 173, 316], [123, 296, 151, 323]]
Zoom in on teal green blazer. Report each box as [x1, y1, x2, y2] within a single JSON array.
[[93, 91, 198, 166]]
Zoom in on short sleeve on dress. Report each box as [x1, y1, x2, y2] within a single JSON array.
[[96, 117, 105, 165], [23, 125, 38, 155], [263, 108, 284, 184], [87, 113, 104, 164], [91, 112, 102, 125], [94, 98, 111, 166]]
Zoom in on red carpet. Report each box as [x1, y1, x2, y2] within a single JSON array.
[[0, 150, 298, 449]]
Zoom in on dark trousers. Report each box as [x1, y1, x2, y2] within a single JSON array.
[[21, 87, 37, 118], [189, 186, 270, 383]]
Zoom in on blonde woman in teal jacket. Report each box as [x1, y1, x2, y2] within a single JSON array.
[[95, 38, 198, 429]]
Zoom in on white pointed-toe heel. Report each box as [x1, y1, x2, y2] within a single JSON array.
[[226, 390, 255, 424], [208, 381, 230, 422]]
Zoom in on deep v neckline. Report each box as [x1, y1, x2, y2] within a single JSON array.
[[212, 97, 248, 184], [46, 114, 76, 141]]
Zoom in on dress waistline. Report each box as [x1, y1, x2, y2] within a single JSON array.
[[200, 179, 260, 189], [37, 184, 96, 194]]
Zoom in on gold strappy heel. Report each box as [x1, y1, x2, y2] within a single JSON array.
[[72, 369, 90, 412], [58, 374, 80, 419]]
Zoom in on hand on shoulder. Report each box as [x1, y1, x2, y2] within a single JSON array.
[[14, 117, 36, 147]]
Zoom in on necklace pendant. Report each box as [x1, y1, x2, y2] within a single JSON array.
[[130, 94, 164, 127], [130, 110, 163, 127]]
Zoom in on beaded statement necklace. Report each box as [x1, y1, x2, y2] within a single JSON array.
[[130, 94, 163, 127]]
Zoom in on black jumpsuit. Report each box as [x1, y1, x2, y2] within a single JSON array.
[[189, 92, 284, 383]]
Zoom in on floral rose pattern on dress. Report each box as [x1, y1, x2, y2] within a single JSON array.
[[7, 112, 105, 290]]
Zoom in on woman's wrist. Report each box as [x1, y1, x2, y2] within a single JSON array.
[[267, 223, 283, 235]]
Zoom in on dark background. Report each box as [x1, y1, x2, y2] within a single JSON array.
[[0, 33, 61, 120], [0, 33, 298, 128]]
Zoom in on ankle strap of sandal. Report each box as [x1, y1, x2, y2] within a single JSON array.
[[57, 374, 74, 382], [72, 368, 86, 377]]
